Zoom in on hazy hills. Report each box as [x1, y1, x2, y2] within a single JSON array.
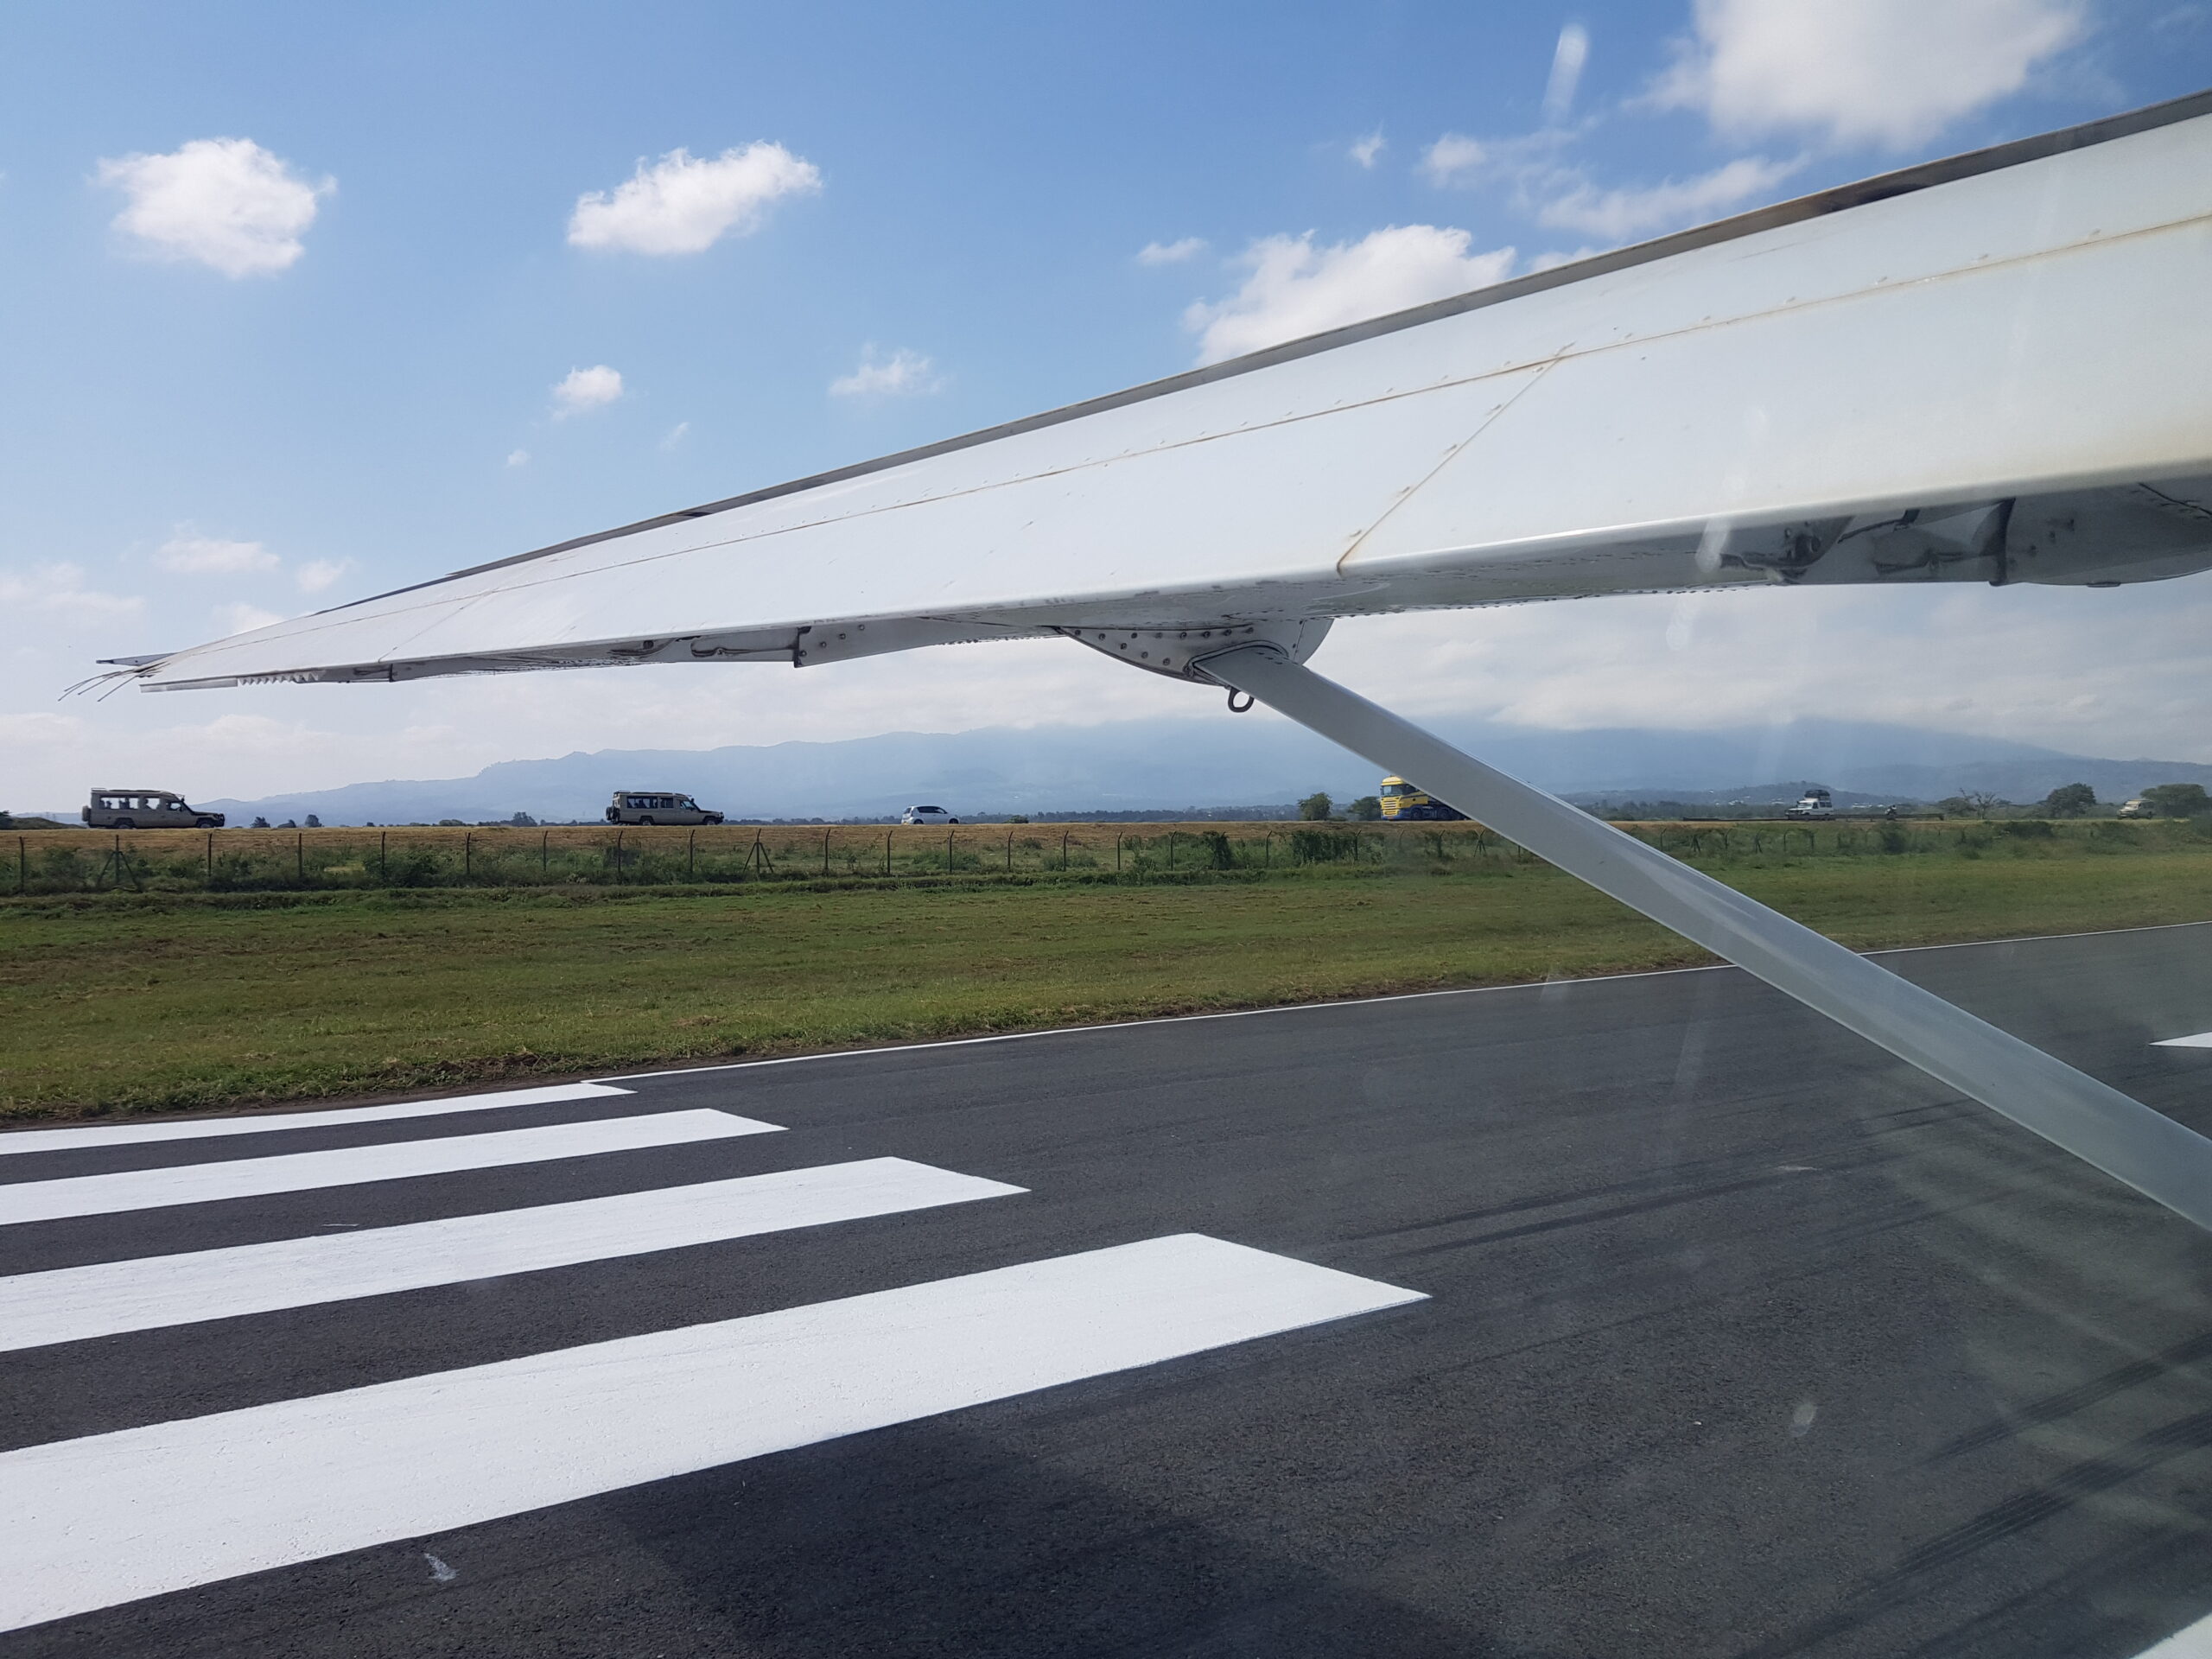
[[106, 715, 2212, 826]]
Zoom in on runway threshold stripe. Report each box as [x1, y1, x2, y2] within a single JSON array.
[[0, 1158, 1024, 1352], [2135, 1608, 2212, 1656], [0, 1235, 1422, 1631], [0, 1083, 636, 1156], [0, 1110, 781, 1227], [2152, 1030, 2212, 1048]]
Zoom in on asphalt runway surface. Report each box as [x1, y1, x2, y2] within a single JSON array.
[[3, 922, 2210, 1658]]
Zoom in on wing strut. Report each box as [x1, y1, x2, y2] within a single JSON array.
[[1196, 642, 2212, 1232]]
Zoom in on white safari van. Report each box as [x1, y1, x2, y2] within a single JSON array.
[[605, 791, 725, 826], [82, 789, 224, 830]]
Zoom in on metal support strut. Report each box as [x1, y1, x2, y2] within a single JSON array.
[[1195, 642, 2212, 1233]]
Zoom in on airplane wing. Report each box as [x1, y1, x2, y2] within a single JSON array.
[[119, 91, 2212, 693], [93, 92, 2212, 1236]]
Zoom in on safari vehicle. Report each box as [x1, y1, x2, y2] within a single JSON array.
[[605, 791, 724, 826], [2118, 798, 2153, 819], [1785, 788, 1836, 822], [81, 789, 223, 830], [1377, 777, 1465, 823]]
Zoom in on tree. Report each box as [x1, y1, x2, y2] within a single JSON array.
[[1297, 791, 1333, 821], [2141, 783, 2211, 817], [1346, 795, 1382, 821], [304, 813, 323, 829], [2042, 783, 2095, 818], [251, 816, 270, 829]]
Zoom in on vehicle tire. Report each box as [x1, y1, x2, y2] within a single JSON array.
[[114, 818, 135, 830], [195, 817, 218, 828], [949, 818, 960, 824], [638, 817, 656, 826]]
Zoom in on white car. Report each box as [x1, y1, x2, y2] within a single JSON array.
[[899, 804, 959, 825]]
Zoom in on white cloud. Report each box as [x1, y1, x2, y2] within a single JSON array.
[[1536, 153, 1803, 239], [659, 422, 690, 450], [1136, 237, 1206, 265], [567, 143, 822, 255], [96, 137, 332, 277], [1183, 226, 1516, 365], [213, 601, 284, 638], [154, 534, 277, 575], [506, 448, 531, 468], [552, 365, 624, 417], [829, 346, 942, 399], [1420, 133, 1489, 186], [1350, 131, 1387, 168], [1647, 0, 2087, 149], [0, 563, 143, 622], [295, 558, 353, 595], [1542, 23, 1592, 124]]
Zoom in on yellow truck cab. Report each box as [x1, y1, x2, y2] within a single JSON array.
[[1378, 778, 1466, 823], [82, 790, 223, 830]]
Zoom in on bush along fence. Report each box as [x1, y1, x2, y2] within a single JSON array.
[[4, 816, 2206, 899]]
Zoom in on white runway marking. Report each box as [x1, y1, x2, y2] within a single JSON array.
[[0, 1158, 1023, 1352], [0, 1110, 780, 1227], [2135, 1608, 2212, 1656], [0, 1083, 636, 1157], [2152, 1030, 2212, 1049], [0, 1234, 1422, 1631]]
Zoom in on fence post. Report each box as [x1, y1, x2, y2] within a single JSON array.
[[542, 831, 549, 878], [615, 830, 625, 882], [206, 833, 213, 882], [19, 835, 26, 894], [463, 833, 471, 883], [690, 830, 698, 880], [946, 826, 955, 873], [1113, 833, 1120, 873], [822, 827, 831, 877], [1004, 829, 1013, 874], [299, 833, 307, 884], [380, 831, 388, 885], [1264, 831, 1272, 869], [884, 829, 892, 877]]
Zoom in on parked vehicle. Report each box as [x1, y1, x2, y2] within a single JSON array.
[[1784, 788, 1835, 822], [82, 789, 223, 830], [1377, 776, 1466, 823], [900, 804, 959, 825], [2118, 798, 2153, 819], [605, 791, 724, 826]]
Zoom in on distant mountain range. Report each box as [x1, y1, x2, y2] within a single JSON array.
[[25, 715, 2202, 826]]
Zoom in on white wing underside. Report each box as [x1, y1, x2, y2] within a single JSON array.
[[123, 96, 2212, 693]]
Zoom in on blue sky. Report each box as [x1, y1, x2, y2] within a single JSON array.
[[4, 1, 2210, 808]]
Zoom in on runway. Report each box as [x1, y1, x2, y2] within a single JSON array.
[[3, 922, 2209, 1657]]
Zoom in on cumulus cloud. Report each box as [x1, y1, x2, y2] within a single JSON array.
[[296, 558, 353, 595], [1136, 237, 1206, 265], [1420, 133, 1490, 186], [506, 448, 531, 468], [1647, 0, 2087, 149], [567, 143, 822, 255], [1542, 23, 1592, 124], [552, 365, 624, 417], [1350, 131, 1387, 168], [1184, 226, 1516, 365], [154, 534, 277, 575], [0, 563, 143, 621], [213, 601, 284, 637], [96, 137, 332, 276], [1537, 153, 1803, 238], [829, 346, 942, 399]]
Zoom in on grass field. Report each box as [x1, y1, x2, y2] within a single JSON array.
[[6, 817, 2210, 1122]]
